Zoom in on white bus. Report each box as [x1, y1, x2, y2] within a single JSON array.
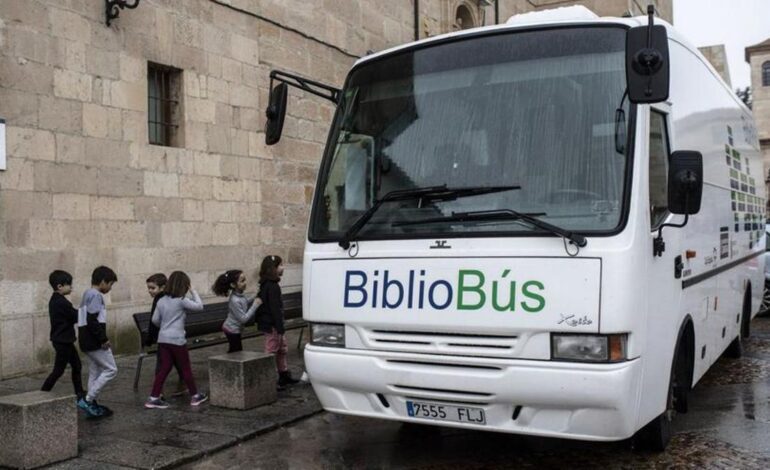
[[265, 6, 765, 450]]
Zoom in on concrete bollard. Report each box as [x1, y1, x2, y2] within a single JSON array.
[[0, 391, 78, 469], [209, 351, 277, 409]]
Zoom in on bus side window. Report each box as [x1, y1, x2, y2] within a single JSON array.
[[649, 111, 671, 229]]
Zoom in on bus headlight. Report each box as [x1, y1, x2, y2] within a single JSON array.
[[551, 334, 627, 362], [310, 323, 345, 347]]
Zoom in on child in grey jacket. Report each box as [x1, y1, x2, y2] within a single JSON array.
[[144, 271, 207, 409], [212, 269, 262, 353]]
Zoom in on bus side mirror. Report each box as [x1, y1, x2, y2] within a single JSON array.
[[265, 82, 288, 145], [668, 150, 702, 215], [626, 6, 670, 104]]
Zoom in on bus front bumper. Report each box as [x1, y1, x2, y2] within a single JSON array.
[[304, 345, 643, 441]]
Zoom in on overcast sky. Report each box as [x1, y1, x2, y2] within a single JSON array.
[[674, 0, 770, 90]]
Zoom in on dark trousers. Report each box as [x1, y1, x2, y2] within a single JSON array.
[[225, 332, 243, 353], [41, 342, 84, 398], [154, 348, 185, 378], [151, 343, 197, 397]]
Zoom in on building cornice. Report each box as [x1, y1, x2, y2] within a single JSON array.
[[745, 38, 770, 62]]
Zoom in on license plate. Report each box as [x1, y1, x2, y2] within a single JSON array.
[[406, 400, 486, 425]]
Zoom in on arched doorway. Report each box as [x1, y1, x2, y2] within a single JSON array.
[[455, 4, 475, 30]]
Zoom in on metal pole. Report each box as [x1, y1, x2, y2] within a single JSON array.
[[495, 0, 499, 24], [414, 0, 420, 41]]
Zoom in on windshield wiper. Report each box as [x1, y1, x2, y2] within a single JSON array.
[[338, 185, 520, 249], [393, 209, 587, 247]]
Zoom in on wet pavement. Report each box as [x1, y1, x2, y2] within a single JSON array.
[[184, 316, 770, 470]]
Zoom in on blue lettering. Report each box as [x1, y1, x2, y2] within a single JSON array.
[[344, 271, 367, 307], [428, 280, 453, 310], [383, 271, 404, 309]]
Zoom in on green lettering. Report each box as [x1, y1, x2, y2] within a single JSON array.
[[521, 280, 545, 313], [458, 270, 485, 310]]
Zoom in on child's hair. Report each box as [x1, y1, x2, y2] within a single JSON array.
[[91, 266, 118, 285], [49, 270, 73, 290], [146, 273, 167, 287], [212, 269, 243, 296], [166, 271, 191, 298], [259, 255, 283, 282]]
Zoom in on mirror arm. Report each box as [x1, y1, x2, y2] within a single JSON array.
[[653, 214, 689, 257], [270, 70, 340, 104]]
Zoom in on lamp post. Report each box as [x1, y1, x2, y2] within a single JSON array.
[[106, 0, 141, 26]]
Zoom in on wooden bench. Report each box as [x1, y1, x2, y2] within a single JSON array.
[[132, 291, 304, 390]]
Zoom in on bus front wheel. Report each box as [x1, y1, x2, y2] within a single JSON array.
[[632, 347, 687, 451]]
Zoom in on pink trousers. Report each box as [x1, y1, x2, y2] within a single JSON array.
[[264, 330, 288, 372]]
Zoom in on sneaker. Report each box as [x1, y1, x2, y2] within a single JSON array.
[[145, 397, 170, 409], [78, 398, 105, 419], [190, 393, 209, 406], [77, 397, 89, 411], [278, 371, 300, 386], [92, 399, 113, 416]]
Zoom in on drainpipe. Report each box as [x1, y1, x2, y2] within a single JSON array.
[[495, 0, 499, 24], [414, 0, 419, 41]]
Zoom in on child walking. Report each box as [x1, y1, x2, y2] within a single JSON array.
[[256, 255, 299, 388], [41, 270, 87, 409], [77, 266, 119, 418], [145, 271, 208, 409], [212, 269, 262, 353]]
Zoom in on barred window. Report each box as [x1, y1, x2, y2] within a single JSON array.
[[148, 63, 183, 147], [763, 61, 770, 87]]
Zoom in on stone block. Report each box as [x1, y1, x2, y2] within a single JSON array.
[[213, 223, 239, 246], [91, 196, 135, 221], [7, 127, 55, 161], [49, 6, 91, 42], [230, 33, 260, 65], [96, 167, 143, 197], [209, 352, 277, 410], [52, 193, 90, 220], [111, 80, 146, 112], [213, 177, 243, 201], [86, 46, 120, 80], [53, 69, 92, 102], [179, 175, 213, 200], [1, 317, 35, 376], [0, 89, 38, 127], [144, 172, 180, 198], [39, 96, 83, 134], [1, 190, 52, 220], [0, 56, 53, 94], [0, 391, 77, 469]]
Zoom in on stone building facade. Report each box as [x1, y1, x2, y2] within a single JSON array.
[[699, 45, 732, 88], [0, 0, 672, 379], [745, 39, 770, 202]]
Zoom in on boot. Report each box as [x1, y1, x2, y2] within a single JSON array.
[[278, 371, 299, 387]]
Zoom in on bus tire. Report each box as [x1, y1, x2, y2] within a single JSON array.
[[632, 345, 685, 451], [741, 285, 752, 339], [727, 287, 753, 357]]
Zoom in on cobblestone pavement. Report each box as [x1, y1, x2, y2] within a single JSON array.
[[185, 316, 770, 470], [0, 329, 321, 470]]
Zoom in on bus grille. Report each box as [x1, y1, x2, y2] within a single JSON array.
[[363, 329, 519, 358]]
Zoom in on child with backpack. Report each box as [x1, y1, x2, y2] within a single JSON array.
[[212, 269, 262, 353], [145, 271, 208, 409]]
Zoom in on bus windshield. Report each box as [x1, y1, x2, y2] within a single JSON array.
[[310, 26, 631, 242]]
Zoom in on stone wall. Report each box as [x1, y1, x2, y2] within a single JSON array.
[[0, 0, 441, 378], [699, 45, 732, 88]]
